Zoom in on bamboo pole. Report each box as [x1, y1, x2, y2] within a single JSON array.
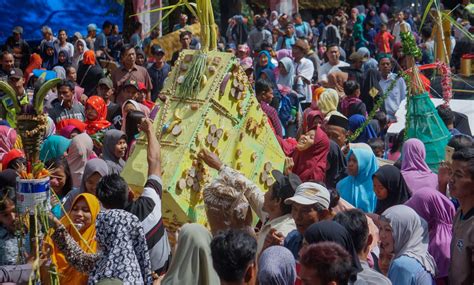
[[401, 24, 424, 95]]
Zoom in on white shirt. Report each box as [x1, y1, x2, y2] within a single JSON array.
[[318, 60, 350, 83], [379, 73, 407, 120], [56, 42, 75, 59], [294, 57, 315, 102], [392, 21, 411, 43]]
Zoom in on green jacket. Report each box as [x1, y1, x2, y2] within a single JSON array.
[[0, 92, 29, 128]]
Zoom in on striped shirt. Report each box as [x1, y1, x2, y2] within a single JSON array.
[[125, 175, 171, 272]]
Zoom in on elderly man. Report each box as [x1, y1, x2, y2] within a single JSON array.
[[198, 148, 301, 255], [111, 44, 153, 105]]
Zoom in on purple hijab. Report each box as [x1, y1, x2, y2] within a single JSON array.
[[400, 138, 438, 193], [405, 189, 455, 279]]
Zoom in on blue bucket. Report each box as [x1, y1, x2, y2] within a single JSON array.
[[16, 177, 51, 214]]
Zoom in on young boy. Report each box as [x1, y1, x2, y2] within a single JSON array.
[[255, 79, 283, 137], [368, 138, 385, 158], [374, 23, 394, 54], [340, 80, 366, 117]]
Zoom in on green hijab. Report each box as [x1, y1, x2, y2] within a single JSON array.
[[161, 223, 220, 285]]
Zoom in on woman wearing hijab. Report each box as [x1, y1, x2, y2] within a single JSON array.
[[317, 88, 341, 121], [326, 140, 347, 189], [373, 165, 411, 215], [79, 158, 109, 196], [52, 66, 66, 80], [66, 133, 94, 188], [400, 138, 438, 193], [304, 221, 363, 282], [57, 118, 87, 139], [161, 223, 219, 285], [0, 126, 17, 163], [102, 130, 127, 174], [41, 41, 57, 70], [237, 44, 252, 67], [259, 68, 282, 110], [353, 15, 367, 50], [405, 190, 455, 283], [255, 50, 275, 79], [290, 110, 330, 182], [379, 205, 437, 284], [84, 96, 112, 136], [50, 209, 153, 284], [44, 193, 100, 285], [121, 99, 150, 131], [230, 15, 248, 46], [72, 39, 89, 69], [361, 69, 383, 113], [24, 53, 43, 83], [327, 71, 348, 98], [40, 135, 71, 162], [54, 50, 72, 69], [76, 50, 104, 96], [337, 147, 378, 213], [277, 57, 295, 88], [348, 114, 377, 143], [258, 246, 296, 285]]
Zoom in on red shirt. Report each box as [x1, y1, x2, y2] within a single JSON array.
[[375, 31, 394, 54]]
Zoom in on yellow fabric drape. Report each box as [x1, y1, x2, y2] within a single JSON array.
[[44, 193, 100, 285]]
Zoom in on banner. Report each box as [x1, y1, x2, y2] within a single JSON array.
[[134, 0, 162, 37]]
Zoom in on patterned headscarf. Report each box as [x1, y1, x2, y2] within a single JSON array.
[[258, 246, 296, 285], [0, 126, 17, 161], [90, 209, 153, 284], [85, 96, 111, 135]]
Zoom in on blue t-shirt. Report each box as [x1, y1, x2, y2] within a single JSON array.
[[284, 229, 303, 259], [95, 33, 107, 51], [388, 255, 435, 285]]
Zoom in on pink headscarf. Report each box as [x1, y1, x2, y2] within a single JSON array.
[[0, 126, 17, 161], [405, 189, 455, 279], [66, 133, 94, 188], [400, 138, 438, 192], [121, 100, 150, 131]]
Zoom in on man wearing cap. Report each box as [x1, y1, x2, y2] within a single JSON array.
[[324, 113, 349, 148], [198, 149, 301, 255], [97, 77, 120, 127], [147, 45, 170, 102], [292, 39, 314, 102], [4, 26, 31, 70], [0, 68, 29, 127], [283, 182, 331, 258], [112, 44, 153, 105], [85, 24, 97, 50], [318, 43, 349, 86]]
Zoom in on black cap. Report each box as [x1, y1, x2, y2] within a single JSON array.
[[327, 114, 349, 130], [8, 68, 23, 79], [151, 45, 165, 56], [271, 170, 302, 192]]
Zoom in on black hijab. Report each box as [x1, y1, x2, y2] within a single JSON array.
[[373, 165, 412, 214], [0, 169, 17, 189], [325, 140, 347, 189], [125, 110, 145, 144], [361, 68, 383, 113], [304, 220, 363, 281]]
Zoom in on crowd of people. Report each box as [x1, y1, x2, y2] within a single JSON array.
[[0, 1, 473, 285]]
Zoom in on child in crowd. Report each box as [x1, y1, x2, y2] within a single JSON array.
[[339, 80, 366, 118], [368, 138, 385, 158]]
